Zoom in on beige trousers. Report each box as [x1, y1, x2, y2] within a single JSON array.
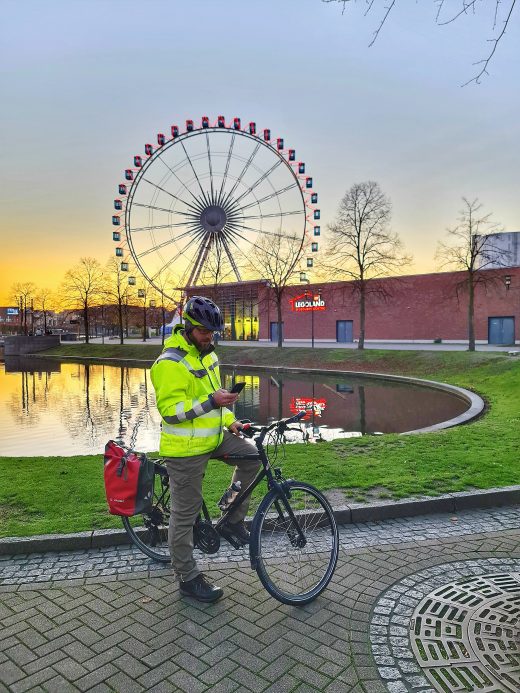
[[165, 431, 260, 582]]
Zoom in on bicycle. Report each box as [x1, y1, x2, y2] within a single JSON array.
[[122, 411, 339, 605]]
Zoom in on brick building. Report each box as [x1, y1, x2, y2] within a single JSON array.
[[197, 267, 520, 345]]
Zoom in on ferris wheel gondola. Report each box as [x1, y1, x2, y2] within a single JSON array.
[[112, 116, 320, 300]]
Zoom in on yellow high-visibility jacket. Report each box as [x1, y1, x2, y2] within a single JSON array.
[[150, 326, 235, 457]]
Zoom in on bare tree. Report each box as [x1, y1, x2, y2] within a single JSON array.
[[323, 0, 517, 85], [104, 257, 132, 344], [61, 258, 105, 344], [135, 280, 157, 342], [249, 233, 306, 347], [10, 282, 37, 334], [436, 197, 507, 351], [326, 181, 411, 349], [152, 270, 179, 346], [34, 287, 56, 334]]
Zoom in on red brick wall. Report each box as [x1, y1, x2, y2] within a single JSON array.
[[256, 268, 520, 342]]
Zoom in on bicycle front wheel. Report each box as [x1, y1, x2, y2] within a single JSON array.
[[122, 466, 171, 563], [250, 481, 339, 605]]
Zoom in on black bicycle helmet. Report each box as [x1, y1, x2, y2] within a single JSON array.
[[183, 296, 224, 331]]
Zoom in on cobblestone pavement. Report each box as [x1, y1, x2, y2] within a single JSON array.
[[1, 506, 520, 692]]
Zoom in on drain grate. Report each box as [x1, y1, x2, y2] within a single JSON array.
[[410, 573, 520, 692]]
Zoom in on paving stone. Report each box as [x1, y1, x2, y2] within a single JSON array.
[[205, 680, 240, 693], [263, 674, 298, 693], [105, 671, 146, 693], [7, 668, 56, 693], [136, 661, 179, 689], [199, 657, 238, 684], [168, 669, 208, 692], [230, 667, 270, 692], [0, 660, 28, 686], [40, 674, 80, 692]]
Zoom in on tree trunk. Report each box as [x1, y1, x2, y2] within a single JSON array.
[[143, 304, 147, 342], [118, 299, 124, 345], [161, 306, 166, 346], [468, 275, 475, 351], [358, 284, 366, 350], [276, 295, 283, 348], [83, 304, 89, 344]]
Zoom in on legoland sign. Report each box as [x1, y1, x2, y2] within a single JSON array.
[[289, 293, 326, 312], [289, 397, 327, 420]]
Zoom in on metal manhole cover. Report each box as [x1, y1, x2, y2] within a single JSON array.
[[410, 572, 520, 692]]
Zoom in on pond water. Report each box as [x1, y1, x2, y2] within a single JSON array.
[[0, 358, 469, 457]]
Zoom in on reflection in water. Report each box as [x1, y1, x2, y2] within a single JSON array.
[[224, 370, 467, 440], [0, 360, 469, 457], [1, 359, 161, 456]]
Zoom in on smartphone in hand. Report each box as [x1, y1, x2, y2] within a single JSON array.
[[229, 382, 245, 394]]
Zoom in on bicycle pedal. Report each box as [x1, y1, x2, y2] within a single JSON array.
[[217, 525, 247, 550]]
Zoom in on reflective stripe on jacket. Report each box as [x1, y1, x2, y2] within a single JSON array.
[[150, 326, 235, 457]]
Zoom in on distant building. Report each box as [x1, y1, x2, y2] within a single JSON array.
[[0, 307, 22, 334], [478, 230, 520, 269]]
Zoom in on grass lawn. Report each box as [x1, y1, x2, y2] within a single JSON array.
[[1, 346, 519, 537]]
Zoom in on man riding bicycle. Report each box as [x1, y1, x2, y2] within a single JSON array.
[[150, 296, 260, 603]]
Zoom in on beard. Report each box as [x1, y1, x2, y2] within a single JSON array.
[[184, 328, 213, 354]]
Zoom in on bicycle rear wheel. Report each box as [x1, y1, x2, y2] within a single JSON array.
[[122, 465, 171, 562], [250, 481, 339, 605]]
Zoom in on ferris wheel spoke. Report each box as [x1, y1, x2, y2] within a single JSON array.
[[154, 155, 206, 208], [131, 220, 202, 232], [239, 183, 298, 211], [179, 139, 211, 206], [136, 228, 201, 259], [241, 210, 304, 220], [150, 231, 207, 283], [226, 221, 296, 242], [206, 132, 215, 202], [218, 133, 235, 201], [222, 142, 261, 203], [185, 233, 214, 288], [220, 235, 242, 282], [223, 226, 283, 264], [141, 178, 205, 215], [132, 200, 204, 218], [231, 159, 282, 206]]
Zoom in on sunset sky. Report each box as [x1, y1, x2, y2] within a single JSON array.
[[1, 0, 519, 305]]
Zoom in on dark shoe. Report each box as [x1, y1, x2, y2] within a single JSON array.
[[219, 520, 250, 546], [179, 573, 223, 603]]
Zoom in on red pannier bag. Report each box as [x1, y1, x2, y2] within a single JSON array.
[[103, 440, 155, 516]]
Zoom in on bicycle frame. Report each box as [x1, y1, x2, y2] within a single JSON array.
[[214, 427, 308, 567]]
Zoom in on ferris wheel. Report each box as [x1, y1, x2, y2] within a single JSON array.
[[112, 116, 320, 299]]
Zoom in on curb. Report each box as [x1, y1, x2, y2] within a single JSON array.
[[2, 486, 519, 557]]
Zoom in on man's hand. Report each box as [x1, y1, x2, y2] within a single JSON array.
[[228, 420, 244, 436], [212, 388, 239, 407]]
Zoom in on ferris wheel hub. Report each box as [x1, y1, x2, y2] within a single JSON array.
[[200, 205, 227, 233]]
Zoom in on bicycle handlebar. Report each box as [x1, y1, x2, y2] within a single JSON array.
[[240, 410, 306, 440]]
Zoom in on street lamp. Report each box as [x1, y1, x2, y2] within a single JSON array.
[[300, 275, 321, 348], [504, 275, 512, 290]]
